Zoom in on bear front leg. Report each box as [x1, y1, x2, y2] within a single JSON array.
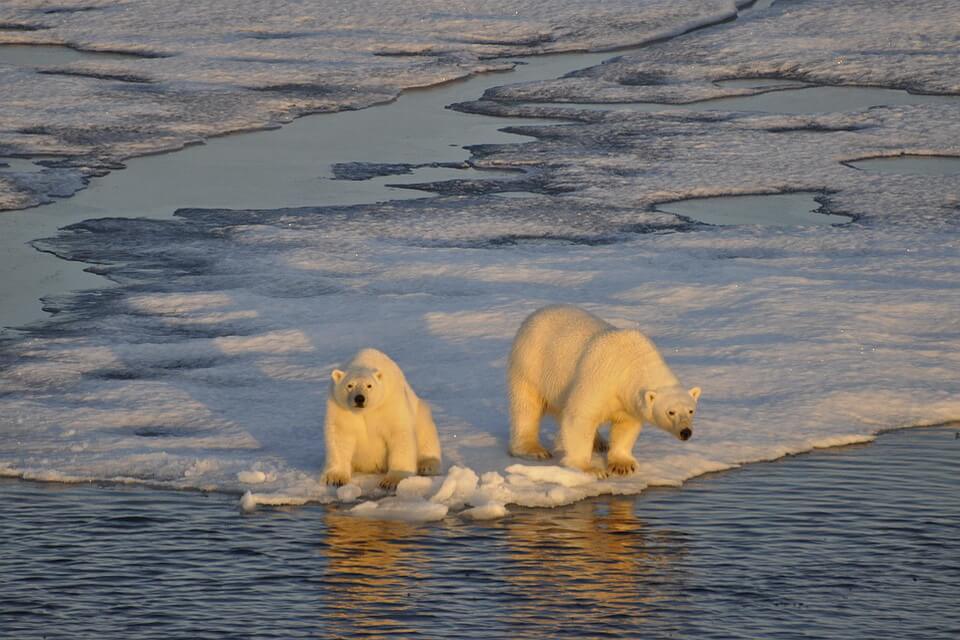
[[321, 468, 352, 487], [607, 418, 642, 476], [508, 376, 551, 460], [414, 400, 442, 476], [321, 403, 358, 487], [381, 425, 418, 490], [559, 412, 607, 478]]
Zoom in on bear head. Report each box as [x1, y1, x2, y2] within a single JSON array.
[[642, 386, 701, 441], [330, 366, 386, 412]]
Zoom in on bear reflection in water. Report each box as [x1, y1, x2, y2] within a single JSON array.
[[320, 512, 427, 635], [317, 498, 688, 636], [500, 498, 690, 628]]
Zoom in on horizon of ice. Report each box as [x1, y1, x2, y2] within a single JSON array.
[[2, 0, 959, 521], [0, 0, 746, 210]]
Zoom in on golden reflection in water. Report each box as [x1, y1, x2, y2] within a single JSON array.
[[500, 497, 690, 628], [319, 510, 427, 636], [315, 498, 690, 637]]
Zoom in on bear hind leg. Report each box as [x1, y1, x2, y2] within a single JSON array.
[[508, 376, 551, 460], [559, 413, 606, 478]]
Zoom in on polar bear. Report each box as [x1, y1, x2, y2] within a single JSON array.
[[507, 305, 701, 477], [321, 348, 442, 490]]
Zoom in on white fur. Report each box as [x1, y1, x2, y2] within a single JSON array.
[[507, 305, 701, 477], [321, 348, 442, 490]]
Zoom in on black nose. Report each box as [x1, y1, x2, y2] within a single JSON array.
[[679, 428, 692, 441], [354, 394, 365, 407]]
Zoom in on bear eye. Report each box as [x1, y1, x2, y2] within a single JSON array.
[[668, 410, 676, 417], [688, 409, 694, 415], [366, 384, 372, 389], [346, 383, 354, 390]]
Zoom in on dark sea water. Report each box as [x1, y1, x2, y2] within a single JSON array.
[[2, 425, 957, 639]]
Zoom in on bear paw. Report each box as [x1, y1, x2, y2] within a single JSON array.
[[321, 470, 351, 487], [606, 458, 638, 476], [418, 457, 441, 476], [561, 456, 607, 478], [584, 464, 609, 479], [593, 434, 609, 453], [509, 442, 553, 460], [378, 472, 411, 491]]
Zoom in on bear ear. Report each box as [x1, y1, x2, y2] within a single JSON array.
[[331, 369, 345, 383], [644, 390, 657, 407], [688, 387, 702, 401], [374, 369, 383, 381]]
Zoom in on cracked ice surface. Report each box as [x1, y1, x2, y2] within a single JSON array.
[[0, 0, 741, 210], [480, 0, 960, 105], [443, 104, 960, 226], [1, 0, 959, 520]]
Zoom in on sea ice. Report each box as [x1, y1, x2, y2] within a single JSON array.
[[1, 0, 958, 521]]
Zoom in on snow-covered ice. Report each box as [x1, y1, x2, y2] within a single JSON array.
[[3, 194, 957, 519], [0, 0, 744, 210], [477, 0, 960, 105], [1, 0, 958, 520]]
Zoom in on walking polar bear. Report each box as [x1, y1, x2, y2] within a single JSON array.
[[321, 348, 442, 490], [507, 305, 701, 477]]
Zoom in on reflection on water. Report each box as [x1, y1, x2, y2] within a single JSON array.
[[846, 155, 960, 176], [321, 513, 426, 637], [2, 426, 955, 638], [714, 77, 803, 90], [499, 498, 689, 637], [313, 497, 689, 638], [526, 84, 960, 115], [0, 157, 44, 172], [656, 192, 851, 226]]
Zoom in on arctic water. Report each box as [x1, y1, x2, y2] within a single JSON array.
[[2, 425, 957, 639]]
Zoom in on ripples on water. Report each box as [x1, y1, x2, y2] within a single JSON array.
[[2, 426, 957, 639]]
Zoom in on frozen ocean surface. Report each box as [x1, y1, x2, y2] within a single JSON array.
[[0, 0, 747, 210], [0, 0, 754, 330], [1, 0, 958, 522]]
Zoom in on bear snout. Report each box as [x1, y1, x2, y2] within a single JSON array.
[[679, 428, 692, 441], [353, 393, 366, 408]]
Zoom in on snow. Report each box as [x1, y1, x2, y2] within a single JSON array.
[[335, 483, 363, 502], [1, 0, 959, 521], [239, 491, 257, 513], [394, 475, 434, 500]]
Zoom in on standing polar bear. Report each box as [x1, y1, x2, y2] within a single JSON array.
[[321, 348, 442, 490], [507, 305, 701, 477]]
